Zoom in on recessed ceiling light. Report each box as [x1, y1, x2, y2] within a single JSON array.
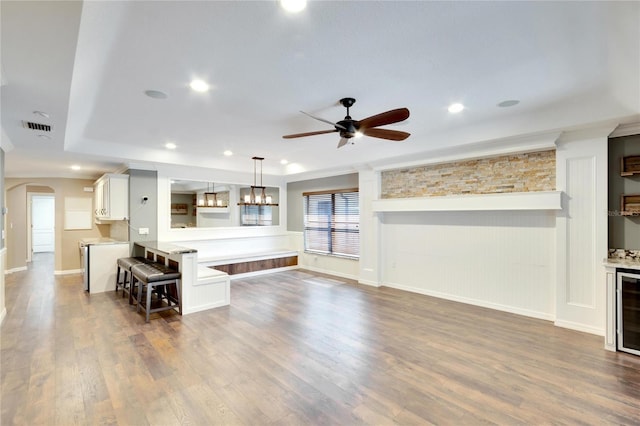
[[448, 103, 465, 113], [223, 150, 233, 156], [71, 165, 81, 171], [497, 99, 520, 108], [190, 79, 210, 93], [144, 89, 168, 99], [280, 159, 288, 165], [280, 0, 307, 13], [165, 142, 177, 149], [33, 110, 49, 118]]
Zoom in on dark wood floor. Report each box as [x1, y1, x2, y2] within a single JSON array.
[[3, 253, 640, 425]]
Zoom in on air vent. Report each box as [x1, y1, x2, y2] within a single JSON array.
[[22, 121, 52, 132]]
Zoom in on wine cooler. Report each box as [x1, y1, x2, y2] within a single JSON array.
[[617, 271, 640, 356]]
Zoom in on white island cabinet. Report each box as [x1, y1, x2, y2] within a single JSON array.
[[80, 238, 130, 294]]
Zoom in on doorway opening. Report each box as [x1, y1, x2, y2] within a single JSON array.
[[27, 192, 55, 262]]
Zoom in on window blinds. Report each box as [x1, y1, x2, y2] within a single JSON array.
[[303, 189, 359, 258]]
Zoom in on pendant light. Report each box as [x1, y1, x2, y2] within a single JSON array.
[[238, 156, 278, 206], [204, 182, 226, 207]]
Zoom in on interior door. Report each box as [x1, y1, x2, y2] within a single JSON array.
[[32, 195, 55, 252]]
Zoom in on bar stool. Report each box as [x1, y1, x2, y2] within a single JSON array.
[[115, 257, 149, 301], [130, 263, 182, 322]]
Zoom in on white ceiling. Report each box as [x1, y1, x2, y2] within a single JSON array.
[[2, 1, 639, 180]]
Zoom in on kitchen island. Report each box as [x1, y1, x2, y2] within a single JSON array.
[[133, 241, 230, 315], [79, 238, 129, 294]]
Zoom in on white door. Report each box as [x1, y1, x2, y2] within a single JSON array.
[[32, 195, 55, 252]]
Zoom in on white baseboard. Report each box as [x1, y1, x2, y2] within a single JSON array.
[[299, 265, 358, 282], [554, 319, 604, 336], [0, 307, 6, 325], [5, 266, 27, 274], [183, 301, 230, 315], [383, 280, 555, 322], [357, 278, 381, 287], [54, 269, 83, 276]]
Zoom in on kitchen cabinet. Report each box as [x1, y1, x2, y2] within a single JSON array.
[[94, 173, 129, 221]]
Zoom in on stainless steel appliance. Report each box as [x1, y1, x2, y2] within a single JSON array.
[[79, 241, 89, 291], [617, 270, 640, 356]]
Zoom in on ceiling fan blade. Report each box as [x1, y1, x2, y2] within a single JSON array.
[[300, 111, 347, 130], [337, 138, 350, 148], [361, 128, 410, 141], [358, 108, 410, 129], [282, 129, 338, 139]]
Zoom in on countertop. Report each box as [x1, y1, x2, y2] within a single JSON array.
[[79, 238, 129, 246], [603, 258, 640, 271], [134, 241, 197, 254]]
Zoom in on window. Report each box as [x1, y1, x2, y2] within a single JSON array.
[[303, 188, 359, 258]]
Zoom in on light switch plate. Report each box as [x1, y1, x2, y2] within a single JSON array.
[[139, 227, 149, 235]]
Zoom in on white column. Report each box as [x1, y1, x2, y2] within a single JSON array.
[[555, 126, 614, 334], [358, 168, 381, 286]]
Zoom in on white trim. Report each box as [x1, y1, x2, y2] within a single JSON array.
[[0, 307, 6, 325], [554, 319, 604, 336], [5, 266, 27, 274], [357, 278, 381, 287], [609, 122, 640, 138], [371, 131, 561, 172], [372, 191, 563, 213], [54, 269, 82, 276], [384, 281, 555, 322], [1, 127, 14, 151], [199, 250, 298, 265], [299, 265, 358, 282]]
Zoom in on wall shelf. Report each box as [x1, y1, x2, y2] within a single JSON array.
[[371, 191, 563, 213], [197, 207, 229, 214], [621, 155, 640, 176], [621, 194, 640, 216]]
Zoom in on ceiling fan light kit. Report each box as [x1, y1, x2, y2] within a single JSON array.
[[283, 97, 410, 148]]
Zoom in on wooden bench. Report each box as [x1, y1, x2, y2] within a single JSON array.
[[198, 250, 298, 277]]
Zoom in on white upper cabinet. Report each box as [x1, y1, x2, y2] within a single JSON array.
[[94, 174, 129, 221]]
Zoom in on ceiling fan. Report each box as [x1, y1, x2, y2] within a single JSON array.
[[282, 97, 410, 148]]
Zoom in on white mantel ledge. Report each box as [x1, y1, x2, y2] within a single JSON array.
[[372, 191, 563, 212]]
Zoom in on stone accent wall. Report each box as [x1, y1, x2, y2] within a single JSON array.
[[381, 150, 556, 198]]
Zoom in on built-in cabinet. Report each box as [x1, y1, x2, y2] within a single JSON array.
[[94, 173, 129, 221]]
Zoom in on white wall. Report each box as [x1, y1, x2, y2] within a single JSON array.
[[380, 210, 556, 319], [290, 232, 360, 281], [366, 126, 613, 334]]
